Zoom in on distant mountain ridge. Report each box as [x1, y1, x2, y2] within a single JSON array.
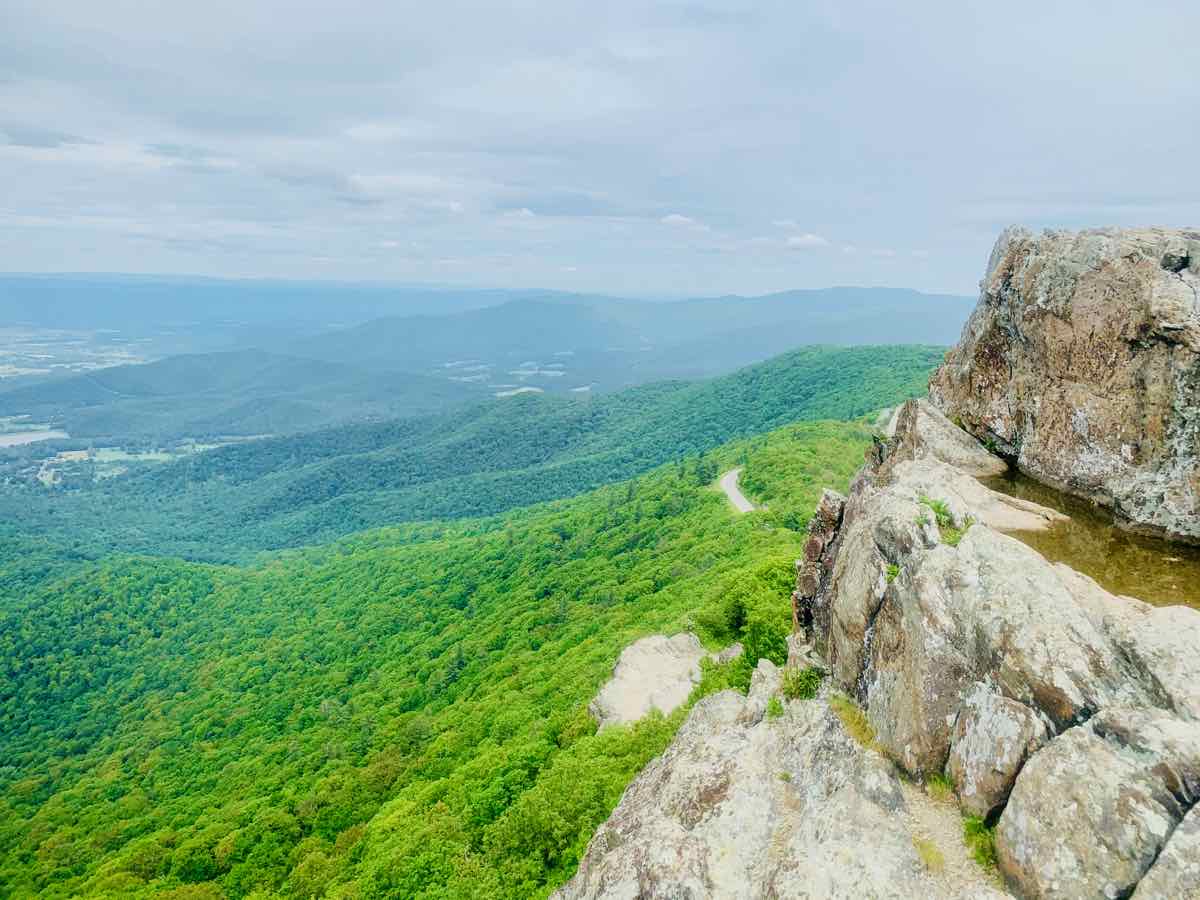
[[287, 286, 972, 390]]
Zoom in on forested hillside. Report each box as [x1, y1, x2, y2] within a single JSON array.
[[0, 421, 871, 899], [0, 350, 484, 441], [0, 345, 940, 560]]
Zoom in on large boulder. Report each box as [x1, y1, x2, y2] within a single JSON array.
[[556, 662, 993, 899], [947, 683, 1050, 820], [929, 226, 1200, 544], [996, 708, 1200, 899]]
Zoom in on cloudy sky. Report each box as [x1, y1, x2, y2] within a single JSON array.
[[2, 1, 1197, 296]]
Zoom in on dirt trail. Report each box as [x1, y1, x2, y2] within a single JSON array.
[[900, 781, 1011, 898]]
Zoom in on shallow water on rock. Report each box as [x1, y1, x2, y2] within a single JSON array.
[[983, 471, 1200, 610]]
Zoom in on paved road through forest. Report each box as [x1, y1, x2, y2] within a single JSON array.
[[718, 468, 756, 513]]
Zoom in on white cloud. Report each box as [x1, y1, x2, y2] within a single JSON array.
[[660, 213, 699, 227], [786, 232, 829, 249], [504, 207, 536, 218]]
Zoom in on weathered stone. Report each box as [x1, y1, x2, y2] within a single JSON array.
[[588, 633, 708, 730], [1132, 804, 1200, 899], [930, 226, 1200, 544], [947, 683, 1050, 820], [793, 488, 845, 650], [996, 708, 1200, 899], [556, 664, 973, 899], [887, 398, 1009, 478]]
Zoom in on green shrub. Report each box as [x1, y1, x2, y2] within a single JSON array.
[[781, 665, 825, 700], [918, 495, 953, 528], [963, 815, 998, 870], [918, 495, 973, 547], [886, 563, 900, 583], [766, 696, 784, 719]]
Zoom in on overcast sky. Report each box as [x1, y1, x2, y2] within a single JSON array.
[[2, 1, 1197, 296]]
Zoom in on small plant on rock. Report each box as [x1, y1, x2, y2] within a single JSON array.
[[781, 665, 825, 700], [766, 696, 784, 719], [925, 772, 954, 802], [886, 563, 900, 584], [919, 495, 974, 547], [912, 836, 946, 874]]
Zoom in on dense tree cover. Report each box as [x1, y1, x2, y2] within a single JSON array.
[[0, 421, 871, 899], [0, 346, 938, 561]]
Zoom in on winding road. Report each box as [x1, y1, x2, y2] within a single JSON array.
[[718, 468, 756, 513]]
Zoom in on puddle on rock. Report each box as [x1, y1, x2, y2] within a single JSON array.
[[983, 470, 1200, 610]]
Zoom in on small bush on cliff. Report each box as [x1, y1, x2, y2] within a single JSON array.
[[766, 697, 785, 719], [919, 495, 953, 527], [925, 772, 953, 802], [782, 665, 825, 700], [886, 563, 900, 583]]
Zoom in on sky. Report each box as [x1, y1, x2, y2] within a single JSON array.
[[2, 0, 1197, 297]]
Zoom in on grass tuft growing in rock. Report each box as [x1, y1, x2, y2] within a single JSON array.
[[963, 815, 998, 871], [766, 696, 784, 719], [830, 693, 878, 751], [919, 495, 974, 547], [912, 836, 946, 874], [886, 563, 900, 583], [925, 772, 954, 802], [781, 665, 826, 700]]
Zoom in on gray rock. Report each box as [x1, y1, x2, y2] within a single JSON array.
[[947, 683, 1049, 820], [1133, 804, 1200, 899], [996, 707, 1200, 899], [930, 226, 1200, 544], [889, 398, 1009, 478], [556, 664, 965, 899], [588, 633, 709, 730]]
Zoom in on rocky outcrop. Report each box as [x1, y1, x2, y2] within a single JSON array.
[[794, 397, 1200, 898], [566, 227, 1200, 897], [589, 633, 736, 730], [557, 662, 1000, 900], [929, 226, 1200, 544]]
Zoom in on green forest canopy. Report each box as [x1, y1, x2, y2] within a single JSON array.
[[1, 420, 872, 899]]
